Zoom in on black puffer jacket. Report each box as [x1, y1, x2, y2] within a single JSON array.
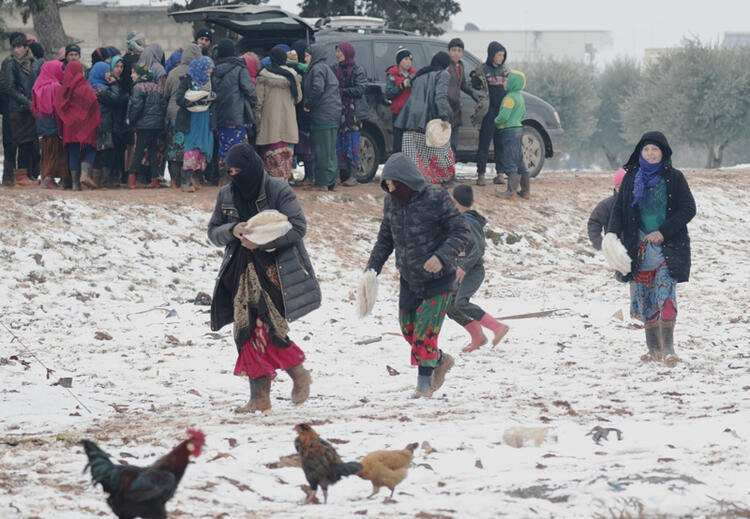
[[97, 81, 129, 135], [211, 56, 257, 128], [367, 153, 469, 298], [127, 79, 166, 130], [208, 173, 321, 330], [607, 132, 696, 283]]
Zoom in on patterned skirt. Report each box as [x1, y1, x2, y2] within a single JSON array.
[[183, 149, 208, 172], [402, 130, 456, 184], [630, 264, 678, 323], [399, 292, 453, 367], [218, 126, 249, 162], [261, 142, 294, 180], [40, 135, 69, 180]]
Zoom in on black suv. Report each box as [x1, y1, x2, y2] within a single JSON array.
[[171, 7, 564, 182]]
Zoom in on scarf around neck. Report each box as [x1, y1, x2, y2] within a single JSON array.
[[631, 155, 665, 207]]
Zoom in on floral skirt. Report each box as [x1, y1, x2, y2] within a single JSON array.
[[336, 129, 361, 172], [402, 130, 455, 184], [261, 142, 294, 180], [40, 135, 69, 180], [234, 322, 305, 380], [630, 264, 677, 323], [166, 126, 185, 162], [183, 149, 208, 172], [399, 292, 453, 367], [218, 126, 248, 162]]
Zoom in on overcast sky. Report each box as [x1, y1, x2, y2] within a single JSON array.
[[268, 0, 749, 59]]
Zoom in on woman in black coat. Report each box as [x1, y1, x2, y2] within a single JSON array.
[[606, 131, 696, 365], [208, 143, 321, 414]]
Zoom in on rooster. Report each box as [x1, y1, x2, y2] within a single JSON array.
[[293, 423, 362, 504], [81, 428, 205, 519], [357, 442, 418, 500]]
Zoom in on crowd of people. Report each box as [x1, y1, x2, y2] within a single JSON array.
[[1, 30, 532, 197]]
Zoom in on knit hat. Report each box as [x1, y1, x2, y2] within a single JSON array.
[[395, 47, 412, 66], [126, 32, 146, 53], [65, 44, 81, 57], [452, 184, 474, 208], [9, 32, 27, 48], [215, 38, 236, 59], [448, 38, 464, 50], [613, 168, 626, 189], [29, 42, 45, 59], [195, 27, 213, 42]]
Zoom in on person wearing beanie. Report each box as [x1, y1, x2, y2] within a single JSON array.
[[364, 153, 470, 399], [195, 27, 213, 55], [446, 184, 510, 352], [446, 38, 477, 159], [385, 47, 416, 153], [212, 38, 257, 183], [605, 131, 695, 367], [587, 168, 626, 251], [1, 32, 36, 186], [470, 40, 508, 185], [494, 69, 529, 199], [395, 51, 455, 185], [207, 142, 319, 414], [64, 44, 81, 64]]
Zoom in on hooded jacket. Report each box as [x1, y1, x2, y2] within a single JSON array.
[[128, 76, 166, 130], [606, 131, 696, 283], [459, 210, 487, 271], [385, 64, 417, 115], [367, 153, 470, 298], [164, 44, 201, 124], [470, 42, 508, 125], [394, 68, 451, 132], [302, 43, 342, 128], [255, 66, 302, 146], [494, 70, 526, 129], [2, 50, 34, 113], [212, 56, 257, 128]]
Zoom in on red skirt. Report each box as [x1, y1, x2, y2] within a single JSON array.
[[233, 322, 305, 380]]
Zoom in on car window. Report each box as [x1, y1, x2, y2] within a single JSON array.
[[322, 40, 373, 78], [373, 40, 410, 81]]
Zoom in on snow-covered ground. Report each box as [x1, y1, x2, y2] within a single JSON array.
[[1, 169, 749, 518]]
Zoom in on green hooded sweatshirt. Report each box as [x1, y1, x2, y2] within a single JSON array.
[[494, 70, 526, 129]]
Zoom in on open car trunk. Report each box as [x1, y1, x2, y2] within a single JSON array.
[[170, 5, 315, 49]]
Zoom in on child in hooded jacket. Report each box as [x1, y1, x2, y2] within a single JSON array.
[[494, 70, 529, 199]]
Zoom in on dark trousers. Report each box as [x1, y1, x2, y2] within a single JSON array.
[[447, 265, 487, 326], [392, 114, 403, 153], [450, 123, 460, 156], [16, 141, 35, 171], [130, 129, 160, 180], [476, 111, 502, 174], [2, 114, 17, 182], [498, 127, 527, 175], [66, 143, 96, 171], [112, 132, 128, 177]]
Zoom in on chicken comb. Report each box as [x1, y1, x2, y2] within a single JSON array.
[[186, 428, 206, 451]]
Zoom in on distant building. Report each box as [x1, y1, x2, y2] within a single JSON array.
[[723, 32, 750, 48], [440, 30, 613, 63]]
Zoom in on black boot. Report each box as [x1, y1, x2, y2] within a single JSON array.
[[642, 324, 661, 361], [519, 172, 530, 199], [660, 320, 679, 366], [71, 169, 82, 191], [168, 161, 182, 189]]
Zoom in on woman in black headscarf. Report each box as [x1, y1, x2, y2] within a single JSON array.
[[606, 131, 696, 366], [208, 142, 320, 414]]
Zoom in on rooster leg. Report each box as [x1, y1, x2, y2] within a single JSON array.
[[322, 486, 329, 504], [367, 485, 380, 498]]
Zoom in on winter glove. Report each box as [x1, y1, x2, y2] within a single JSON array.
[[602, 233, 631, 275], [356, 269, 379, 318]]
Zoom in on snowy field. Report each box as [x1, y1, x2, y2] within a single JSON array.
[[1, 169, 749, 518]]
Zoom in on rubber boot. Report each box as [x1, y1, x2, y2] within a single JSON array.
[[127, 173, 137, 190], [412, 370, 434, 399], [71, 170, 82, 191], [182, 170, 196, 193], [479, 313, 510, 346], [493, 172, 505, 185], [92, 168, 103, 189], [476, 172, 487, 186], [235, 377, 272, 413], [62, 174, 72, 190], [286, 364, 312, 405], [80, 162, 96, 189], [461, 321, 487, 353], [14, 169, 31, 187], [430, 352, 455, 394], [660, 320, 679, 367], [519, 172, 531, 199], [641, 324, 661, 362]]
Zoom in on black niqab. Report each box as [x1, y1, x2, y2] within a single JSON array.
[[225, 143, 266, 219]]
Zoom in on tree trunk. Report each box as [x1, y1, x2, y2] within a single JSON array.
[[705, 143, 726, 169], [30, 0, 75, 59], [601, 145, 620, 169]]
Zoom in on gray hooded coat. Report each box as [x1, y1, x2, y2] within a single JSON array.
[[394, 69, 451, 132], [302, 43, 342, 128], [163, 44, 202, 124], [367, 153, 469, 302], [212, 56, 257, 128]]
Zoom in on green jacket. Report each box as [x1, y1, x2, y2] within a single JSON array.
[[494, 70, 526, 129]]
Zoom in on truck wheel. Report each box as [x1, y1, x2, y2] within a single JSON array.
[[523, 125, 545, 178]]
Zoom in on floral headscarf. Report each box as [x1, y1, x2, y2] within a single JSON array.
[[188, 56, 214, 88]]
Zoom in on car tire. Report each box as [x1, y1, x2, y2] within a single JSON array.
[[522, 125, 545, 178], [353, 127, 382, 184]]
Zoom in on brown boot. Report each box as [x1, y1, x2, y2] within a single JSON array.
[[430, 352, 454, 394], [286, 365, 312, 405], [127, 173, 137, 190], [14, 169, 31, 187], [235, 377, 272, 414]]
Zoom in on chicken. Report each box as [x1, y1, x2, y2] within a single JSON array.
[[81, 428, 205, 519], [357, 442, 418, 500], [293, 423, 362, 504]]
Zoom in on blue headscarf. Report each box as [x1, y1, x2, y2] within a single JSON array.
[[88, 61, 110, 90], [188, 56, 214, 87], [165, 49, 182, 74]]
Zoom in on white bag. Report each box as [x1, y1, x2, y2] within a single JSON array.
[[602, 233, 632, 275], [356, 269, 379, 318], [238, 210, 292, 245], [425, 119, 451, 148]]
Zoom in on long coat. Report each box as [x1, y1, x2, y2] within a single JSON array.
[[255, 67, 302, 146], [208, 173, 321, 330]]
